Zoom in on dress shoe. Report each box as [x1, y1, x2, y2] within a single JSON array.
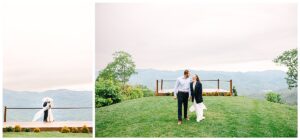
[[185, 116, 190, 121]]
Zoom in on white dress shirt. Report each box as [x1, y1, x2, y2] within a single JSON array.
[[193, 82, 196, 91], [174, 76, 191, 97]]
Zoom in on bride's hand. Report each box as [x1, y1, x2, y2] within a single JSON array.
[[173, 96, 177, 100]]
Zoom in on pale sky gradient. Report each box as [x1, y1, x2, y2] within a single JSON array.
[[3, 0, 93, 91], [96, 3, 297, 72]]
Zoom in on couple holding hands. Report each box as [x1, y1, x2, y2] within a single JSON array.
[[174, 70, 207, 125]]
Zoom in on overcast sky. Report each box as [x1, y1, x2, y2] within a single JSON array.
[[3, 0, 93, 91], [96, 3, 297, 72]]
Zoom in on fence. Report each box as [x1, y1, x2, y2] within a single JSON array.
[[155, 79, 233, 96], [3, 106, 92, 122]]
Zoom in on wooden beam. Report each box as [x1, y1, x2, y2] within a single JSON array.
[[217, 79, 220, 89], [230, 80, 233, 96], [161, 79, 163, 91], [4, 106, 7, 122], [155, 80, 159, 96]]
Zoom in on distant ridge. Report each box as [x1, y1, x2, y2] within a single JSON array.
[[128, 69, 297, 104]]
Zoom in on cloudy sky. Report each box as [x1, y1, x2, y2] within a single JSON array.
[[3, 0, 93, 91], [96, 3, 297, 72]]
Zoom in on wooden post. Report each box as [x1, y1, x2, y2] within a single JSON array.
[[4, 106, 7, 122], [230, 80, 233, 96], [155, 80, 159, 96], [217, 79, 220, 89], [161, 79, 163, 91]]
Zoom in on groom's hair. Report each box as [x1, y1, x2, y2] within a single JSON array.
[[184, 70, 189, 75]]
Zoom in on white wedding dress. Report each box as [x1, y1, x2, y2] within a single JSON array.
[[32, 97, 54, 122], [189, 101, 207, 122]]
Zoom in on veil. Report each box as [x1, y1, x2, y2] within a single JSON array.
[[32, 97, 54, 122]]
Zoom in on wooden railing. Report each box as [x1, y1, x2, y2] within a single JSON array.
[[3, 106, 92, 122]]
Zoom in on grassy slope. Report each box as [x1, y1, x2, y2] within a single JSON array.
[[3, 132, 92, 138], [96, 96, 297, 137]]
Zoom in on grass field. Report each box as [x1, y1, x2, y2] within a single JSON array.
[[96, 96, 297, 137], [3, 132, 92, 138]]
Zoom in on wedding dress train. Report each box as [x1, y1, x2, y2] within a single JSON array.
[[32, 97, 54, 122], [189, 101, 207, 122]]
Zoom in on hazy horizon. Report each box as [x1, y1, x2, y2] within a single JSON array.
[[134, 68, 287, 72], [3, 88, 93, 93], [96, 3, 296, 73], [96, 67, 288, 73]]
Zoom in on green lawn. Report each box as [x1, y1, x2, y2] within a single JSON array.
[[96, 96, 297, 137], [3, 132, 92, 138]]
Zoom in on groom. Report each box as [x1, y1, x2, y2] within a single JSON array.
[[174, 69, 191, 125], [43, 101, 49, 122]]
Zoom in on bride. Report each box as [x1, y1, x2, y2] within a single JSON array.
[[189, 74, 207, 122], [32, 97, 54, 122]]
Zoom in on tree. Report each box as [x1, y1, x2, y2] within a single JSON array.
[[233, 86, 238, 96], [273, 48, 298, 89], [97, 63, 117, 82], [98, 51, 137, 87]]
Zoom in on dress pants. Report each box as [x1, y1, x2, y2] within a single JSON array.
[[177, 91, 189, 121]]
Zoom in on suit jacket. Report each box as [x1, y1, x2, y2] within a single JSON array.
[[190, 81, 203, 103], [43, 102, 48, 122]]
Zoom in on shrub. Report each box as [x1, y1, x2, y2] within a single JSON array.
[[33, 128, 40, 133], [61, 126, 71, 133], [233, 86, 238, 96], [265, 92, 282, 103], [214, 92, 219, 96], [81, 125, 89, 133], [5, 126, 14, 132], [121, 85, 144, 100], [95, 78, 122, 107], [220, 92, 225, 96], [143, 89, 154, 97], [14, 125, 22, 132], [202, 92, 206, 96], [95, 97, 113, 108], [24, 128, 31, 132], [130, 86, 144, 99], [71, 127, 79, 133], [137, 85, 154, 97]]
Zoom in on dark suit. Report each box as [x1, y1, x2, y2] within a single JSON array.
[[190, 81, 203, 104], [43, 102, 48, 122]]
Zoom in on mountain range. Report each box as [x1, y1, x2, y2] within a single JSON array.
[[128, 69, 297, 105]]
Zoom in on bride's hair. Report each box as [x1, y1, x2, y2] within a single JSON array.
[[195, 74, 200, 82]]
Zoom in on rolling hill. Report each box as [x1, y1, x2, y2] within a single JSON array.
[[96, 96, 297, 137]]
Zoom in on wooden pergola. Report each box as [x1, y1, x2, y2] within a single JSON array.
[[155, 79, 233, 96], [3, 106, 93, 131]]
